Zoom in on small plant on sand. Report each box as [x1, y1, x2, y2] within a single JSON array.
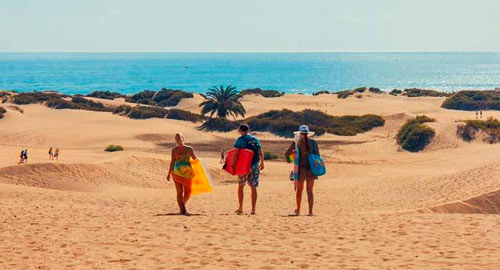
[[389, 89, 402, 96], [336, 90, 354, 99], [264, 151, 279, 160], [105, 145, 124, 152], [0, 106, 6, 119], [397, 115, 436, 152], [199, 85, 246, 119], [312, 90, 331, 96], [457, 118, 500, 143]]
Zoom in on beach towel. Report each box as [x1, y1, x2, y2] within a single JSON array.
[[190, 159, 214, 196]]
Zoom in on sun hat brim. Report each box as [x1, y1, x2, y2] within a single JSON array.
[[293, 131, 315, 136]]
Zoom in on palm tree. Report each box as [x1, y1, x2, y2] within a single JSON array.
[[199, 85, 246, 119]]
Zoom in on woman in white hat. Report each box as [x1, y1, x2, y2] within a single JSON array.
[[285, 125, 320, 216]]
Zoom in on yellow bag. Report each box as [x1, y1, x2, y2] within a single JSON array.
[[190, 159, 213, 196]]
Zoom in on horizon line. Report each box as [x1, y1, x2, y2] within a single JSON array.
[[1, 50, 499, 54]]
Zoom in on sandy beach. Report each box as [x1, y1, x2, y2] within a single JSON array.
[[1, 93, 500, 270]]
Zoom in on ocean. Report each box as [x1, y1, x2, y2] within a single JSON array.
[[0, 52, 499, 95]]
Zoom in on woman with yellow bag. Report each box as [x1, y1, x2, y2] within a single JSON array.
[[167, 133, 213, 215]]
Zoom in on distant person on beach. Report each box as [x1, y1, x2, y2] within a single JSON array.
[[167, 132, 197, 215], [480, 110, 483, 118], [285, 125, 321, 216], [18, 150, 25, 164], [232, 124, 264, 215], [48, 147, 53, 160], [54, 148, 60, 160], [23, 149, 28, 163], [475, 110, 479, 119], [220, 150, 225, 164]]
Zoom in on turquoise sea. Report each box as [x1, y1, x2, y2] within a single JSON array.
[[0, 52, 499, 94]]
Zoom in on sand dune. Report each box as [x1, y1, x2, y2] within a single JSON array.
[[1, 94, 500, 269]]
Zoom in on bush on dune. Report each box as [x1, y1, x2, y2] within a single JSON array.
[[390, 89, 402, 96], [0, 106, 6, 119], [0, 91, 11, 103], [86, 91, 126, 100], [368, 87, 383, 94], [46, 96, 112, 112], [264, 151, 279, 160], [126, 88, 193, 107], [403, 88, 451, 98], [457, 118, 500, 143], [312, 90, 331, 96], [120, 106, 201, 122], [246, 109, 385, 138], [336, 90, 354, 99], [105, 145, 124, 152], [199, 118, 239, 132], [397, 115, 436, 152], [240, 88, 285, 98], [12, 92, 64, 105], [441, 90, 500, 111]]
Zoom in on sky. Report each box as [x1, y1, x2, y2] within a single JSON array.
[[1, 0, 499, 52]]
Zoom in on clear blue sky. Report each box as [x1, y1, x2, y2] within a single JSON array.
[[1, 0, 499, 52]]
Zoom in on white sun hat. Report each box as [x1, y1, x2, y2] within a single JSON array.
[[293, 125, 315, 136]]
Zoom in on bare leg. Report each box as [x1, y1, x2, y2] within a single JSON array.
[[183, 185, 191, 215], [250, 186, 257, 214], [236, 185, 244, 214], [306, 180, 315, 216], [174, 182, 184, 214], [295, 180, 305, 215]]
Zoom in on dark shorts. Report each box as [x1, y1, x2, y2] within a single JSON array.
[[298, 166, 316, 182], [239, 163, 260, 187]]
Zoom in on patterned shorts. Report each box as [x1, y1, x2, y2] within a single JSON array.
[[238, 163, 260, 187]]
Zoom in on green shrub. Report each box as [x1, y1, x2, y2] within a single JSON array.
[[240, 88, 285, 98], [354, 87, 367, 93], [369, 87, 383, 94], [312, 91, 331, 96], [389, 89, 402, 96], [199, 118, 239, 132], [0, 106, 6, 119], [86, 91, 125, 100], [397, 116, 436, 152], [0, 91, 11, 103], [457, 118, 500, 143], [166, 109, 202, 122], [13, 92, 63, 105], [46, 96, 112, 112], [128, 106, 167, 119], [336, 90, 354, 99], [123, 106, 201, 122], [105, 145, 124, 152], [441, 90, 500, 111], [247, 109, 385, 138], [113, 105, 133, 115], [126, 88, 193, 107], [264, 151, 279, 160], [403, 88, 450, 97]]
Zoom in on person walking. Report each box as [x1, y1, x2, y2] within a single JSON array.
[[167, 133, 197, 215], [285, 125, 322, 216], [232, 124, 264, 215], [220, 150, 225, 164], [18, 149, 25, 164], [23, 149, 28, 163], [48, 147, 54, 160], [54, 148, 60, 160]]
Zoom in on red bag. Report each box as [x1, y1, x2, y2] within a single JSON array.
[[224, 148, 254, 176]]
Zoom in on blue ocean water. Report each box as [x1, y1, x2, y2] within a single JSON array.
[[0, 52, 499, 95]]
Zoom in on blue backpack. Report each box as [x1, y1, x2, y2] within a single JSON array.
[[308, 140, 326, 177]]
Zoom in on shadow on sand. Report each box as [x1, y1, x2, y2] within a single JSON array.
[[155, 213, 203, 217]]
